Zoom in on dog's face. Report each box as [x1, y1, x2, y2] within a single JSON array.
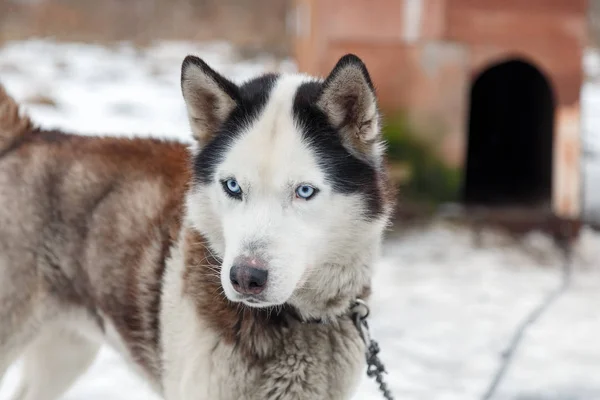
[[182, 55, 393, 318]]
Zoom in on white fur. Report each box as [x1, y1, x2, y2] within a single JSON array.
[[161, 234, 218, 400], [161, 232, 251, 400]]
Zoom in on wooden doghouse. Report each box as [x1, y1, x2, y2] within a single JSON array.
[[291, 0, 587, 220]]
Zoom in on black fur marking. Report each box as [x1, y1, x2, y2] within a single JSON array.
[[293, 81, 383, 220], [193, 74, 279, 184]]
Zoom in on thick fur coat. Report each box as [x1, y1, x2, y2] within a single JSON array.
[[0, 54, 394, 400]]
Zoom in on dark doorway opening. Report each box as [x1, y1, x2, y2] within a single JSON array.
[[463, 60, 554, 207]]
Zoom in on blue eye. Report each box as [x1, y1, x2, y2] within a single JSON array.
[[295, 184, 318, 200], [222, 178, 242, 198]]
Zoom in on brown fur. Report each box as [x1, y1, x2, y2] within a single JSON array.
[[0, 87, 190, 382], [182, 228, 326, 362], [0, 84, 32, 155]]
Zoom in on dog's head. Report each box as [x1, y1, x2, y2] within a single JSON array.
[[181, 54, 394, 319]]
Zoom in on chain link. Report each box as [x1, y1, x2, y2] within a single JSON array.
[[352, 300, 394, 400]]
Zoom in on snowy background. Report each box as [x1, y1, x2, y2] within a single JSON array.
[[0, 40, 600, 400]]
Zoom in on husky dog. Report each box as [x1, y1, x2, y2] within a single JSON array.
[[0, 53, 394, 400]]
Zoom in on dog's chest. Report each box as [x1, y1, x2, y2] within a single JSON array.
[[158, 239, 365, 399], [159, 294, 365, 399]]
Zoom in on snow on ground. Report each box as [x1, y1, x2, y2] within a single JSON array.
[[1, 40, 600, 400], [0, 40, 295, 142]]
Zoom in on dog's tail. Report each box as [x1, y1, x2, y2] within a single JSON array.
[[0, 84, 32, 153]]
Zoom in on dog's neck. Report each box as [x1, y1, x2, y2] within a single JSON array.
[[179, 227, 369, 360]]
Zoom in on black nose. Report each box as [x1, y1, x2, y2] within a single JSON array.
[[230, 264, 268, 295]]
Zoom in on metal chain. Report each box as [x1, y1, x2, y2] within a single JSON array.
[[365, 337, 394, 400], [352, 300, 395, 400]]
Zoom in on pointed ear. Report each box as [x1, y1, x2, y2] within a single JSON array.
[[181, 55, 239, 144], [317, 54, 381, 159]]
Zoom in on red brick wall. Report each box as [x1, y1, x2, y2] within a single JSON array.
[[293, 0, 587, 216], [294, 0, 586, 135], [295, 0, 586, 106], [448, 0, 587, 15]]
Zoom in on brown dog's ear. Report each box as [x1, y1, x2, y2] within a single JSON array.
[[181, 55, 239, 144], [317, 54, 382, 160]]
